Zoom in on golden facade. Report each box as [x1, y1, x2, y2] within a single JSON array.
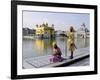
[[35, 23, 55, 38]]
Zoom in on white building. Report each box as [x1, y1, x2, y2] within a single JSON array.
[[77, 23, 90, 38]]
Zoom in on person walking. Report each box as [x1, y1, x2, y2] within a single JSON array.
[[67, 26, 77, 59]]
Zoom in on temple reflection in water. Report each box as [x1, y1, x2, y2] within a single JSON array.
[[23, 36, 89, 59]]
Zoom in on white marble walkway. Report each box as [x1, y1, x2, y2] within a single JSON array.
[[23, 47, 89, 69]]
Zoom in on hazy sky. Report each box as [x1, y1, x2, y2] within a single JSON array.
[[23, 11, 90, 31]]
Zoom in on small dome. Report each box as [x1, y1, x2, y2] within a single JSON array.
[[77, 23, 89, 32]]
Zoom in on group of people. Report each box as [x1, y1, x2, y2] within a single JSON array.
[[50, 26, 77, 63]]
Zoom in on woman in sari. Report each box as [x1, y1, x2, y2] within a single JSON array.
[[50, 43, 63, 62]]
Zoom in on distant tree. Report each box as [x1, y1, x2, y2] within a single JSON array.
[[36, 24, 38, 27]]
